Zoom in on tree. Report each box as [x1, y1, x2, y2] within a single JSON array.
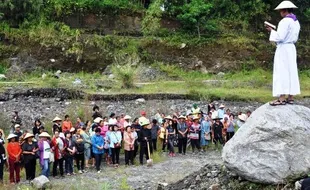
[[176, 0, 213, 38]]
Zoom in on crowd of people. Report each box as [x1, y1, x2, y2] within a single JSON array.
[[0, 104, 251, 185]]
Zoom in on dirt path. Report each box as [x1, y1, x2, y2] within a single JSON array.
[[37, 150, 223, 190]]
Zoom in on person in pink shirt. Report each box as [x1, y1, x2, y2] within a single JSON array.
[[99, 120, 109, 138]]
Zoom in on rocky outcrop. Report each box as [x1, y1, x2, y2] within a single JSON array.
[[222, 103, 310, 184], [31, 175, 51, 189]]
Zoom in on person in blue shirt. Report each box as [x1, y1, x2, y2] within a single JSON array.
[[109, 125, 122, 168], [218, 104, 225, 120], [91, 128, 104, 173], [200, 116, 211, 151]]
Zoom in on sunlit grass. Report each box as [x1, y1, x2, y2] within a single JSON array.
[[0, 68, 310, 103]]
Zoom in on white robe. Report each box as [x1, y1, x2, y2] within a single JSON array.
[[269, 17, 300, 97]]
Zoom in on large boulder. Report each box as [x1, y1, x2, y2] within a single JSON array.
[[222, 103, 310, 184], [31, 175, 51, 189]]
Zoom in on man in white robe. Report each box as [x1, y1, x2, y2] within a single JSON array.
[[266, 1, 300, 106]]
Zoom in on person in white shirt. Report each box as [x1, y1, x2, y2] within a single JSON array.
[[266, 1, 300, 106]]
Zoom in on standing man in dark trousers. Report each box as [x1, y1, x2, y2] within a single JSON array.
[[177, 116, 188, 155], [139, 118, 152, 165]]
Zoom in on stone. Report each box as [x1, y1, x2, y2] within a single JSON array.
[[211, 171, 219, 177], [180, 43, 186, 49], [54, 70, 61, 78], [31, 175, 51, 189], [209, 183, 220, 190], [157, 182, 168, 190], [217, 72, 225, 77], [0, 74, 6, 80], [295, 180, 302, 190], [42, 73, 47, 79], [207, 173, 212, 177], [195, 175, 201, 181], [135, 98, 146, 104], [222, 103, 310, 184], [50, 59, 56, 63], [108, 74, 115, 79]]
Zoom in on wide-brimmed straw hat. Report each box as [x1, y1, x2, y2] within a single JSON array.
[[94, 117, 103, 123], [164, 116, 173, 120], [14, 124, 21, 129], [238, 114, 247, 122], [124, 115, 132, 120], [219, 104, 225, 109], [52, 116, 62, 122], [211, 111, 222, 120], [274, 1, 297, 10], [139, 117, 150, 126], [193, 116, 200, 120], [178, 115, 186, 119], [7, 134, 17, 140], [24, 133, 34, 139], [39, 132, 51, 138]]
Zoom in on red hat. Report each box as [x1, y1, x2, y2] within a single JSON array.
[[140, 111, 146, 116]]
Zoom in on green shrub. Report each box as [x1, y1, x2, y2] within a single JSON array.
[[112, 54, 140, 89], [0, 61, 8, 74], [142, 0, 164, 36]]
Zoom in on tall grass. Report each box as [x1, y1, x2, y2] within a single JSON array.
[[112, 54, 140, 89]]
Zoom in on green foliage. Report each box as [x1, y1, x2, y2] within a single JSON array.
[[0, 60, 9, 74], [142, 0, 164, 36], [175, 0, 213, 37], [119, 177, 132, 190]]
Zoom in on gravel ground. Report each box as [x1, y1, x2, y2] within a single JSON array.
[[9, 150, 222, 190]]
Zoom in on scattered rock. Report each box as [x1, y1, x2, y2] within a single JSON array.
[[6, 64, 24, 79], [157, 182, 169, 190], [138, 67, 165, 82], [42, 73, 47, 79], [55, 98, 62, 102], [223, 103, 310, 184], [135, 98, 146, 104], [31, 175, 51, 189], [73, 78, 82, 85], [102, 65, 112, 75], [108, 74, 115, 79], [0, 74, 6, 80], [50, 59, 56, 63], [209, 183, 220, 190], [180, 43, 186, 49], [54, 70, 61, 79], [217, 72, 225, 77], [295, 180, 302, 190], [195, 175, 201, 181]]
